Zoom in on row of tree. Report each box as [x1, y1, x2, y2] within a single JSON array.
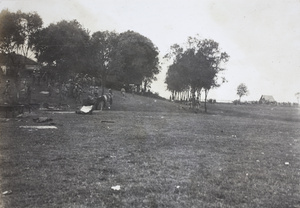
[[1, 9, 231, 112], [164, 37, 229, 112], [0, 9, 160, 94]]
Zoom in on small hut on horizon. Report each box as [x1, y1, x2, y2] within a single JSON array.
[[259, 95, 276, 104]]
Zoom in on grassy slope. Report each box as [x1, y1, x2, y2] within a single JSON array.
[[0, 89, 300, 207], [22, 83, 181, 113]]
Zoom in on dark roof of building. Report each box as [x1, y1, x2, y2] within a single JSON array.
[[259, 95, 276, 102], [0, 53, 37, 66]]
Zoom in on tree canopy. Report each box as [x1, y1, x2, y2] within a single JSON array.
[[32, 20, 90, 76], [0, 9, 43, 77], [1, 9, 230, 101], [89, 30, 119, 94], [237, 83, 249, 101], [165, 37, 229, 111], [117, 31, 160, 89], [0, 10, 42, 56], [0, 9, 22, 54], [0, 9, 160, 92]]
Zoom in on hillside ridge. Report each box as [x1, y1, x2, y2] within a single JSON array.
[[0, 75, 180, 112]]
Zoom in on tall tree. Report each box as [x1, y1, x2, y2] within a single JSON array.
[[0, 9, 42, 77], [236, 83, 249, 102], [0, 9, 22, 54], [117, 31, 160, 91], [165, 63, 189, 98], [32, 20, 90, 79], [0, 9, 42, 57], [15, 10, 43, 58], [164, 44, 189, 100], [90, 31, 119, 95], [165, 37, 229, 112]]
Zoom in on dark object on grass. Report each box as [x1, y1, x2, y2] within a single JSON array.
[[0, 104, 25, 117], [33, 117, 53, 123], [101, 120, 115, 123]]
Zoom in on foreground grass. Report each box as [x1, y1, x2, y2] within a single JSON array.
[[0, 104, 300, 207]]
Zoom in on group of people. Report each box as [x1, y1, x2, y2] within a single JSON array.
[[170, 94, 201, 109], [58, 74, 99, 104], [56, 79, 84, 104], [1, 69, 121, 112], [2, 79, 31, 104]]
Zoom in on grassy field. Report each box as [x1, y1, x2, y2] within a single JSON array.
[[0, 94, 299, 207]]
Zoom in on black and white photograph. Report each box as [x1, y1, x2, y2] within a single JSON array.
[[0, 0, 299, 207]]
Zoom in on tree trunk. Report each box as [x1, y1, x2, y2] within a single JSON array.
[[191, 87, 196, 110], [197, 89, 201, 102], [204, 89, 208, 113], [143, 81, 147, 92]]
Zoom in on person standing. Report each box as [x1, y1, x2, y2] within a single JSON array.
[[60, 82, 67, 103], [3, 80, 12, 104], [108, 88, 113, 106], [26, 83, 32, 104], [121, 87, 126, 97]]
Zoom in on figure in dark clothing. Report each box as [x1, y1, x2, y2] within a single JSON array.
[[3, 80, 12, 104]]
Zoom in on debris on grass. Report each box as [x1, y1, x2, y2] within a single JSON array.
[[76, 105, 93, 114], [111, 185, 121, 191], [40, 91, 49, 95], [51, 111, 74, 114], [0, 118, 10, 122], [285, 162, 290, 165], [20, 126, 58, 129], [2, 190, 12, 195], [16, 113, 28, 118], [176, 186, 180, 189], [33, 117, 53, 123], [101, 120, 115, 123]]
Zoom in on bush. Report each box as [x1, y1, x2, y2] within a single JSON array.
[[208, 99, 216, 104], [233, 100, 240, 105]]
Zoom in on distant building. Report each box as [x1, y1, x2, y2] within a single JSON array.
[[259, 95, 276, 104], [0, 53, 39, 76]]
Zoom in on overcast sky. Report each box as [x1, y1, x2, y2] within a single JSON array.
[[1, 0, 300, 102]]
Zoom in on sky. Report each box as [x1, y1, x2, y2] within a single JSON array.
[[1, 0, 300, 102]]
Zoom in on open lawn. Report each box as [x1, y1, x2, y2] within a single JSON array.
[[0, 96, 300, 207]]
